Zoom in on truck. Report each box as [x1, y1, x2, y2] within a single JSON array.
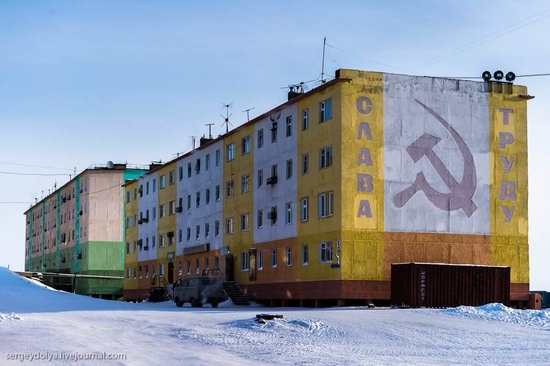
[[173, 277, 226, 308]]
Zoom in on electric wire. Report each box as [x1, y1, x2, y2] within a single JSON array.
[[0, 161, 73, 171], [0, 171, 71, 177]]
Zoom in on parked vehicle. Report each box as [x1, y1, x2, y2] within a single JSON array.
[[173, 277, 226, 308]]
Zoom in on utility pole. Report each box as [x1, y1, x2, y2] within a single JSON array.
[[321, 36, 327, 84]]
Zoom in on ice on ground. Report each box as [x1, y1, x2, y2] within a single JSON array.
[[444, 303, 550, 328], [0, 313, 23, 322]]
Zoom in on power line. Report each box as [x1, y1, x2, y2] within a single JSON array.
[[0, 201, 32, 204], [0, 161, 73, 171], [412, 7, 550, 72], [0, 171, 71, 177]]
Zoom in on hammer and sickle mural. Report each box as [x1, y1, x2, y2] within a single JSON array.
[[393, 99, 478, 217]]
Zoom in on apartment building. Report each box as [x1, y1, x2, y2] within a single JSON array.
[[24, 163, 147, 298], [122, 69, 530, 305]]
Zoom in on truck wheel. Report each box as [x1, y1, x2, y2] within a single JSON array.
[[175, 298, 183, 308]]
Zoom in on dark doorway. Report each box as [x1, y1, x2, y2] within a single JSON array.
[[225, 253, 234, 281], [168, 261, 174, 284]]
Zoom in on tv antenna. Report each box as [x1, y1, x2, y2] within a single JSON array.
[[189, 136, 197, 150], [242, 107, 255, 122], [205, 123, 214, 139], [220, 103, 233, 133], [321, 36, 327, 84]]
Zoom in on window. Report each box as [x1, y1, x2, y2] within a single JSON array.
[[215, 256, 220, 272], [146, 181, 150, 195], [126, 242, 130, 254], [257, 209, 263, 228], [215, 220, 220, 237], [169, 170, 175, 185], [153, 207, 157, 220], [196, 225, 200, 240], [159, 234, 165, 248], [178, 229, 183, 243], [301, 197, 309, 222], [257, 129, 264, 148], [286, 247, 292, 266], [126, 267, 130, 279], [320, 98, 333, 122], [320, 146, 333, 169], [204, 258, 209, 273], [241, 175, 249, 193], [145, 265, 149, 278], [159, 204, 166, 218], [186, 228, 191, 241], [152, 235, 156, 248], [302, 108, 309, 130], [257, 169, 263, 188], [195, 159, 201, 175], [187, 163, 192, 178], [285, 116, 293, 137], [241, 213, 250, 231], [286, 159, 293, 179], [126, 191, 131, 203], [216, 149, 221, 166], [270, 206, 277, 225], [302, 244, 309, 265], [206, 188, 211, 204], [160, 175, 166, 189], [159, 263, 165, 277], [206, 154, 210, 171], [271, 122, 277, 143], [271, 164, 278, 179], [178, 261, 183, 276], [178, 197, 183, 211], [258, 250, 263, 270], [302, 154, 309, 175], [215, 185, 220, 201], [205, 223, 210, 238], [186, 261, 191, 275], [225, 217, 234, 234], [195, 259, 200, 274], [226, 180, 234, 197], [241, 135, 251, 155], [318, 191, 334, 218], [196, 192, 200, 208], [187, 195, 191, 210], [240, 252, 250, 271], [169, 201, 175, 215], [178, 166, 183, 181], [271, 248, 277, 268], [152, 178, 156, 192], [285, 202, 292, 224], [320, 241, 333, 263], [226, 143, 235, 161]]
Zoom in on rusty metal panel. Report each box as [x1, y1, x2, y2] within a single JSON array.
[[391, 263, 510, 308]]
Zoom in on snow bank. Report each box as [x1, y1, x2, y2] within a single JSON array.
[[444, 303, 550, 328], [0, 313, 22, 322], [0, 266, 129, 313]]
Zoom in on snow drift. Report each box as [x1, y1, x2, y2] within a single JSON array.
[[444, 302, 550, 328]]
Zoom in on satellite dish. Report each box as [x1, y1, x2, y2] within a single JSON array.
[[494, 70, 504, 81], [106, 161, 114, 169], [505, 72, 516, 82], [482, 71, 492, 82]]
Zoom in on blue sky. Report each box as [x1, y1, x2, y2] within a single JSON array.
[[1, 1, 549, 289]]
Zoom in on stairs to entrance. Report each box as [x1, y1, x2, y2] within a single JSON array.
[[223, 281, 249, 305]]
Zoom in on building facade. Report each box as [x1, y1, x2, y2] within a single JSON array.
[[122, 69, 530, 305], [24, 163, 147, 298]]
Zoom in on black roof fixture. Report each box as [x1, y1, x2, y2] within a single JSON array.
[[481, 70, 516, 83]]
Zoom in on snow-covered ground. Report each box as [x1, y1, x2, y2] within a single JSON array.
[[0, 267, 549, 365]]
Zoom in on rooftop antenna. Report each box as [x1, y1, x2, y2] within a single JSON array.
[[189, 136, 197, 150], [220, 103, 233, 133], [242, 107, 255, 122], [205, 123, 214, 139], [321, 36, 327, 84]]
